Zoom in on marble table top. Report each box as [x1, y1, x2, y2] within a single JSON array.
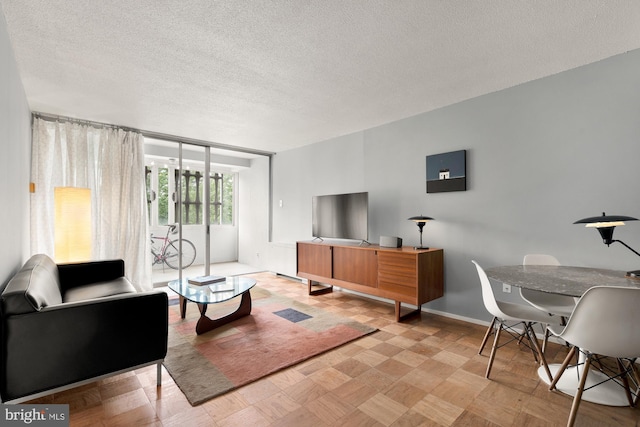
[[484, 265, 640, 297]]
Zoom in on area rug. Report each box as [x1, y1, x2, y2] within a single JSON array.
[[163, 286, 377, 406]]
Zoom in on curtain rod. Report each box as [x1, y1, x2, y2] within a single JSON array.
[[32, 112, 275, 157]]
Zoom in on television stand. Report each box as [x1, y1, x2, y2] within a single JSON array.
[[296, 240, 444, 322]]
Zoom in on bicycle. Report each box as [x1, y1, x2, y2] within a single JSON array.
[[151, 224, 196, 269]]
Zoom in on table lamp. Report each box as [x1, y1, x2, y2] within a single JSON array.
[[408, 215, 433, 250], [574, 212, 640, 276]]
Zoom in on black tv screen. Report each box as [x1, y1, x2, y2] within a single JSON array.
[[312, 192, 368, 241]]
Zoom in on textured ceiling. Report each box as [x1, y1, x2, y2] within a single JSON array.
[[2, 1, 640, 154]]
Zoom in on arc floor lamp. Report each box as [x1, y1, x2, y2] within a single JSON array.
[[574, 212, 640, 276]]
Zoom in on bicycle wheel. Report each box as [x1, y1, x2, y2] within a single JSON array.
[[163, 239, 196, 269]]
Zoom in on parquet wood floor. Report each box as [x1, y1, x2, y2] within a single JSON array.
[[29, 272, 640, 426]]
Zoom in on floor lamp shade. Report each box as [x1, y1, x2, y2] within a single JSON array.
[[55, 187, 92, 263]]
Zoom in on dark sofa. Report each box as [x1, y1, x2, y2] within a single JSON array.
[[0, 254, 168, 403]]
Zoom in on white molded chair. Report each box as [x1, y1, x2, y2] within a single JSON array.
[[472, 260, 561, 379], [520, 254, 575, 319], [477, 254, 569, 357], [547, 286, 640, 427]]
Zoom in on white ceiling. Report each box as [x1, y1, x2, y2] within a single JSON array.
[[2, 1, 640, 154]]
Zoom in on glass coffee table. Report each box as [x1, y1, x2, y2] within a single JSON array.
[[168, 276, 257, 335]]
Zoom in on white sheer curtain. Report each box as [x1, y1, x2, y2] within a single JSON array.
[[30, 118, 151, 291]]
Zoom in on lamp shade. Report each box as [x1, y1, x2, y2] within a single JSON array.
[[574, 212, 638, 246], [573, 212, 638, 228], [55, 187, 92, 263], [408, 215, 434, 223]]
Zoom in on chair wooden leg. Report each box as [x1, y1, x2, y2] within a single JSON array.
[[523, 322, 539, 363], [486, 322, 503, 379], [629, 359, 640, 407], [541, 324, 550, 354], [567, 355, 592, 427], [616, 358, 635, 407], [527, 323, 552, 382], [479, 316, 496, 355], [550, 346, 577, 391]]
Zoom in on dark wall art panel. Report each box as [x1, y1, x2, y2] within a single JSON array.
[[426, 150, 467, 193]]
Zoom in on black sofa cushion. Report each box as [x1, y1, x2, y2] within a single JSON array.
[[1, 254, 62, 315], [63, 277, 136, 302], [57, 259, 125, 293]]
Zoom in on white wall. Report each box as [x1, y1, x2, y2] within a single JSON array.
[[238, 156, 271, 270], [270, 49, 640, 322], [272, 132, 367, 244], [0, 13, 31, 285]]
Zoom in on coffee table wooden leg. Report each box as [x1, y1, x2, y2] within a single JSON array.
[[198, 303, 207, 315], [179, 295, 187, 319], [195, 290, 252, 335]]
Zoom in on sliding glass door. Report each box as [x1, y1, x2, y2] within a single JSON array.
[[145, 139, 240, 286], [175, 143, 208, 279], [145, 140, 203, 284]]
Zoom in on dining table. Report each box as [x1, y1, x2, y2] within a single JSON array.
[[484, 264, 640, 407]]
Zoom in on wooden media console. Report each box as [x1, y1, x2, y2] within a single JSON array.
[[296, 240, 444, 321]]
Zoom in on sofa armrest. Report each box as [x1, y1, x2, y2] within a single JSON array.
[[0, 290, 168, 402], [57, 259, 125, 292]]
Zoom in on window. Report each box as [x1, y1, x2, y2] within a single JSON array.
[[145, 162, 235, 226], [179, 169, 203, 225], [210, 173, 234, 225], [158, 167, 170, 225]]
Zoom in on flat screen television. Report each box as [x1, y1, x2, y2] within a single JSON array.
[[312, 192, 368, 241]]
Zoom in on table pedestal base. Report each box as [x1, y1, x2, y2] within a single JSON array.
[[538, 364, 631, 406], [190, 290, 252, 335]]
